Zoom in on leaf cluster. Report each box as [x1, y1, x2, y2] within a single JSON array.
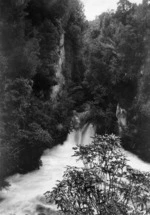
[[45, 135, 150, 215]]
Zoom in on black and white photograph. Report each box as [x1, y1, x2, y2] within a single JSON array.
[[0, 0, 150, 214]]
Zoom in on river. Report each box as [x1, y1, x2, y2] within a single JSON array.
[[0, 124, 150, 215]]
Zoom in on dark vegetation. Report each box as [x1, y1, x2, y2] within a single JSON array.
[[0, 0, 85, 187], [0, 0, 150, 192], [82, 0, 150, 162]]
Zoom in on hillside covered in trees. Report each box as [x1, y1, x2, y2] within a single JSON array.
[[0, 0, 86, 187], [83, 0, 150, 160], [0, 0, 150, 190]]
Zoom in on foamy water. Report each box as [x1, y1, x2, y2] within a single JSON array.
[[0, 131, 84, 215], [124, 150, 150, 172], [0, 125, 150, 214]]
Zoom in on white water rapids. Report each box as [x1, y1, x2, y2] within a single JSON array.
[[0, 124, 150, 215]]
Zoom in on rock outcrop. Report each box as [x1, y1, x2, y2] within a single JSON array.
[[116, 104, 127, 136]]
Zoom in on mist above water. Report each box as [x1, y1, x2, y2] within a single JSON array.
[[0, 124, 150, 215]]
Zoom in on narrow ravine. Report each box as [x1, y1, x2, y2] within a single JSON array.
[[0, 124, 150, 215]]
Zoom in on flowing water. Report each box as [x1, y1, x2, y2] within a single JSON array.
[[0, 124, 150, 215], [0, 124, 94, 215]]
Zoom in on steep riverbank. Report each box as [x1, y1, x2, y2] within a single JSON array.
[[1, 125, 150, 215], [0, 130, 84, 215]]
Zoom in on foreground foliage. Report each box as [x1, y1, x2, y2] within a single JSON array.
[[45, 135, 150, 215]]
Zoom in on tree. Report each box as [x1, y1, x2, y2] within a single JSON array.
[[45, 135, 150, 215]]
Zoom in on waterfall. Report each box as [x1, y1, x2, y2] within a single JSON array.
[[75, 123, 95, 146], [0, 125, 94, 215], [0, 124, 150, 215]]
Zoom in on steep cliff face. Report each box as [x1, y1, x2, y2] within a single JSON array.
[[116, 104, 127, 136], [52, 32, 65, 99], [51, 32, 82, 100]]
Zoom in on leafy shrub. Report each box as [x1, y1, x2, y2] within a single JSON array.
[[45, 134, 150, 215]]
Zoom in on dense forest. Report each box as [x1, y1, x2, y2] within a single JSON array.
[[0, 0, 86, 187], [0, 0, 150, 194]]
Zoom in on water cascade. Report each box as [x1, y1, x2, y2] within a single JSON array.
[[0, 124, 94, 215], [0, 124, 150, 214]]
